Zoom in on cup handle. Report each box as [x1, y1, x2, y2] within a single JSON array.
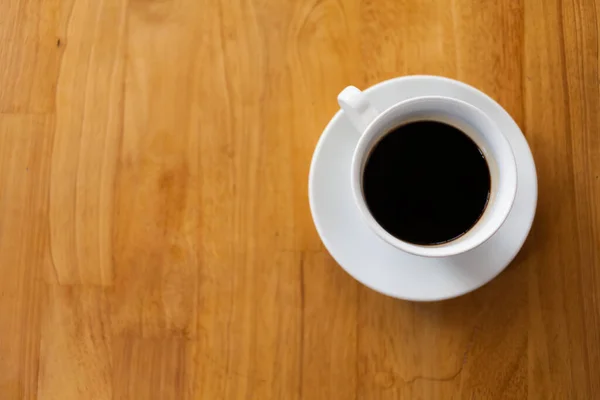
[[337, 86, 380, 134]]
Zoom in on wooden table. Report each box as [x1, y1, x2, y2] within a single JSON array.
[[1, 0, 599, 398]]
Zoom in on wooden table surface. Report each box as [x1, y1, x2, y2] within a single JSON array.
[[1, 0, 599, 399]]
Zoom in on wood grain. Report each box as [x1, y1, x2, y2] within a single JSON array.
[[0, 0, 599, 398]]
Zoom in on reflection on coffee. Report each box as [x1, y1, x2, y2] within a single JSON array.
[[363, 121, 491, 245]]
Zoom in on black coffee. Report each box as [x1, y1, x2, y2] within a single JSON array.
[[363, 121, 490, 245]]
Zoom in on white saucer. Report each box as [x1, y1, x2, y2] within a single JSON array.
[[308, 76, 537, 301]]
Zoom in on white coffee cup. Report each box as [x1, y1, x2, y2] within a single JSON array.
[[338, 86, 517, 258]]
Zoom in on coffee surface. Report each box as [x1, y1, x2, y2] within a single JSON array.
[[363, 121, 491, 245]]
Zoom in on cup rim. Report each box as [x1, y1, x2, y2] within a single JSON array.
[[350, 95, 518, 258]]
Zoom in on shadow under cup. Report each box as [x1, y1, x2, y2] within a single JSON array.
[[351, 97, 518, 258]]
